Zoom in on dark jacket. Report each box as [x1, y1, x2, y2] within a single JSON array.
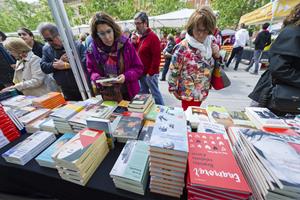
[[249, 25, 300, 103], [254, 30, 271, 50], [40, 41, 86, 93], [32, 41, 44, 58], [0, 45, 15, 87]]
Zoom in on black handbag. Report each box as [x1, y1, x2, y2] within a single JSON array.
[[268, 84, 300, 114]]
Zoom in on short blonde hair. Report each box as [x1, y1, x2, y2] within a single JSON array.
[[4, 37, 31, 54], [186, 6, 216, 36]]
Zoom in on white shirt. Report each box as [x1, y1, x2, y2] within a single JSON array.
[[233, 28, 249, 48]]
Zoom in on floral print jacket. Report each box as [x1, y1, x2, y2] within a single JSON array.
[[168, 39, 215, 102]]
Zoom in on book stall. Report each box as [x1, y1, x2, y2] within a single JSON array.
[[0, 89, 299, 200]]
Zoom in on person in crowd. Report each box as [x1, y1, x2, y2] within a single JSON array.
[[0, 31, 16, 90], [160, 32, 168, 52], [134, 11, 164, 105], [17, 28, 44, 58], [248, 3, 300, 115], [245, 23, 271, 75], [180, 30, 186, 40], [86, 12, 143, 101], [175, 31, 181, 44], [123, 27, 131, 39], [226, 23, 249, 70], [38, 22, 86, 101], [78, 32, 88, 48], [160, 34, 176, 81], [1, 38, 50, 96], [168, 6, 220, 110], [130, 32, 138, 51]]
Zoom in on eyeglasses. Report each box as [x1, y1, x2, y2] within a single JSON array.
[[18, 32, 27, 37], [134, 21, 143, 26], [195, 28, 209, 34], [97, 29, 113, 38]]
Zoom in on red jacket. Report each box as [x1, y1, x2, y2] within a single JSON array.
[[137, 28, 161, 75]]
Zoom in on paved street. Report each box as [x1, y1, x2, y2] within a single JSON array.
[[159, 63, 261, 111]]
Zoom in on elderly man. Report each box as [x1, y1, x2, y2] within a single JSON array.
[[134, 12, 164, 105], [38, 23, 86, 101]]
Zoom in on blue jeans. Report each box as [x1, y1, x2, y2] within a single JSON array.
[[139, 74, 164, 105], [248, 49, 262, 73]]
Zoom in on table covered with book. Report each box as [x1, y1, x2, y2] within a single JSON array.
[[0, 90, 299, 200]]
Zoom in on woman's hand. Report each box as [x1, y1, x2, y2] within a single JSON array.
[[173, 91, 181, 100], [212, 43, 220, 59], [115, 74, 125, 84], [1, 86, 15, 92]]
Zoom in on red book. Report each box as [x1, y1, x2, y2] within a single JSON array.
[[187, 132, 251, 195]]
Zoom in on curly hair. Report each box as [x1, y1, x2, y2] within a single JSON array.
[[283, 3, 300, 27]]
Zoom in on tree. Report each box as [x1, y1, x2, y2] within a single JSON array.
[[211, 0, 270, 29]]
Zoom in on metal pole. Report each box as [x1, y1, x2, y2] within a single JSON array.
[[55, 0, 92, 99], [47, 0, 90, 100]]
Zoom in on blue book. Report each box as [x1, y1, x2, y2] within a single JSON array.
[[35, 133, 75, 168]]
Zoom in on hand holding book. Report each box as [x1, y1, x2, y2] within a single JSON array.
[[96, 74, 125, 86]]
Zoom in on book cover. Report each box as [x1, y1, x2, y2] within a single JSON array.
[[52, 128, 106, 164], [113, 116, 143, 139], [206, 105, 234, 128], [110, 140, 149, 183], [150, 107, 188, 154], [229, 111, 256, 128], [144, 104, 158, 121], [245, 107, 289, 129], [19, 109, 51, 125], [138, 120, 155, 143], [188, 132, 251, 194], [35, 133, 75, 168], [0, 129, 9, 149], [186, 107, 209, 128], [197, 121, 227, 137], [239, 128, 300, 191], [130, 94, 152, 106]]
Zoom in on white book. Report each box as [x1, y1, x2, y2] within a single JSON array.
[[0, 129, 9, 149], [19, 109, 50, 125], [245, 107, 289, 129]]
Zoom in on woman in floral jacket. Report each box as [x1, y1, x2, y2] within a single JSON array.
[[168, 7, 220, 110]]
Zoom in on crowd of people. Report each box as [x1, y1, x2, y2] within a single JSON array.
[[0, 3, 299, 114]]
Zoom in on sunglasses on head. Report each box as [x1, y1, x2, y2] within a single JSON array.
[[97, 29, 113, 38]]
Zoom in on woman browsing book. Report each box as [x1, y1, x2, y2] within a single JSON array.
[[86, 12, 144, 101], [167, 7, 220, 110]]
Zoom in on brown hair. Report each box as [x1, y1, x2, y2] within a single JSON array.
[[90, 12, 122, 42], [4, 37, 31, 54], [283, 3, 300, 27], [186, 6, 216, 36]]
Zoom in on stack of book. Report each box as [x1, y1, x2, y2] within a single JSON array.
[[50, 103, 85, 133], [185, 106, 209, 129], [0, 106, 20, 149], [26, 118, 49, 134], [3, 106, 25, 131], [110, 140, 149, 195], [245, 107, 289, 130], [206, 105, 234, 128], [40, 118, 58, 134], [32, 92, 66, 109], [112, 100, 129, 116], [10, 106, 36, 118], [187, 132, 252, 200], [113, 112, 144, 143], [144, 104, 158, 121], [149, 106, 188, 198], [68, 104, 112, 133], [1, 95, 34, 109], [128, 94, 154, 114], [2, 131, 56, 165], [52, 128, 109, 186], [87, 114, 121, 149], [227, 127, 300, 200], [35, 133, 75, 168], [0, 89, 18, 101], [19, 108, 51, 130]]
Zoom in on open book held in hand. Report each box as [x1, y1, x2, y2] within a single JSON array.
[[96, 77, 119, 84]]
